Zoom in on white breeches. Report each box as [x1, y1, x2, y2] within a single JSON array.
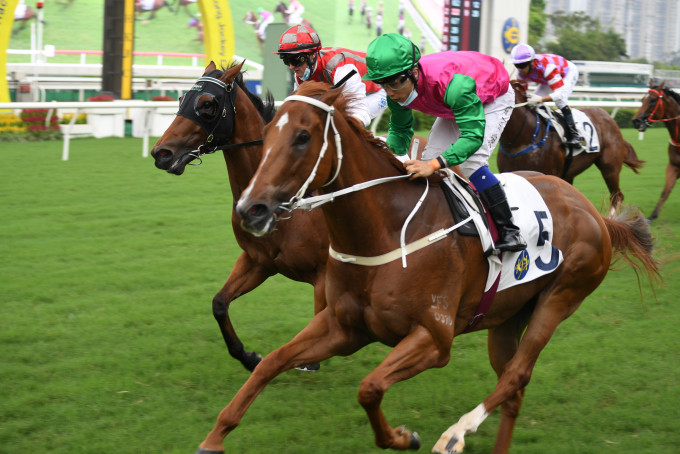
[[534, 61, 579, 109], [422, 85, 515, 178]]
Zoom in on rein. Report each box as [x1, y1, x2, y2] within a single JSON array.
[[277, 94, 443, 267], [499, 112, 552, 157]]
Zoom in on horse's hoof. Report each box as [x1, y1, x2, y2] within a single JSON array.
[[195, 449, 224, 454], [444, 436, 461, 453], [242, 351, 263, 372], [295, 362, 320, 372], [409, 431, 421, 450]]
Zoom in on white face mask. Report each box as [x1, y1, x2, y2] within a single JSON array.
[[398, 89, 418, 106], [300, 67, 311, 81]]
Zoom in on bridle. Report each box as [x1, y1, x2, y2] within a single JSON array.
[[643, 88, 680, 147], [177, 70, 264, 165], [273, 94, 434, 268]]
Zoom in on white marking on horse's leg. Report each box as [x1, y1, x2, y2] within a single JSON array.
[[431, 403, 489, 453], [276, 112, 289, 131]]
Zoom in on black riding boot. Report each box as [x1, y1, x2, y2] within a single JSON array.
[[479, 182, 527, 253], [560, 106, 583, 148]]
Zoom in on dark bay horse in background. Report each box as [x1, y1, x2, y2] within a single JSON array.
[[498, 80, 644, 214], [151, 62, 428, 372], [196, 81, 659, 453], [632, 80, 680, 221]]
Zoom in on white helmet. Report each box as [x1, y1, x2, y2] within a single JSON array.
[[511, 44, 535, 65]]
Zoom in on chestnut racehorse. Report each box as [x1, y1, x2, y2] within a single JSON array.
[[498, 80, 644, 214], [632, 80, 680, 221], [151, 62, 426, 372], [195, 82, 659, 453]]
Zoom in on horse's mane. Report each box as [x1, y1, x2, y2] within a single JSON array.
[[222, 63, 277, 124], [662, 85, 680, 106], [294, 81, 407, 172]]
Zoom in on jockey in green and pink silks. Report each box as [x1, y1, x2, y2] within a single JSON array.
[[364, 33, 526, 254]]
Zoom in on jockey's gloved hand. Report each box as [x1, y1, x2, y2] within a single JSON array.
[[527, 94, 543, 107]]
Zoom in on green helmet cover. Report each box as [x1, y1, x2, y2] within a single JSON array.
[[363, 33, 421, 81]]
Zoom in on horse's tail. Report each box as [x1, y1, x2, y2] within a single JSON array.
[[622, 140, 645, 174], [603, 207, 660, 286]]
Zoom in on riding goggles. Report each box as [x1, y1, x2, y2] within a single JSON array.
[[375, 74, 410, 91], [281, 54, 309, 67], [514, 61, 531, 70]]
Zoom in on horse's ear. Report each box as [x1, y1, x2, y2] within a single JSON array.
[[659, 80, 666, 90], [223, 61, 246, 83], [205, 61, 217, 74]]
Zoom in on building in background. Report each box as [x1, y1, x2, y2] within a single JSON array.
[[436, 0, 530, 71], [544, 0, 680, 63]]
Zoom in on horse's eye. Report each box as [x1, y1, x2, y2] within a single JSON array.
[[197, 99, 217, 120], [294, 130, 311, 146]]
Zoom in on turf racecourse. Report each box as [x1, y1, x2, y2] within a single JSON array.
[[1, 129, 678, 453]]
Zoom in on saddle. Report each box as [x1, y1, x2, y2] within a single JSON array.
[[438, 172, 486, 238], [535, 105, 599, 154]]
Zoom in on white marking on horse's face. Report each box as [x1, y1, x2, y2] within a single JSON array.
[[276, 112, 289, 131], [238, 146, 273, 209]]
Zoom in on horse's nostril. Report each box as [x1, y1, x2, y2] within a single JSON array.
[[154, 149, 172, 160], [249, 204, 267, 218]]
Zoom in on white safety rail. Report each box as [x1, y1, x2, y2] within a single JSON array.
[[0, 100, 177, 161], [0, 97, 646, 162]]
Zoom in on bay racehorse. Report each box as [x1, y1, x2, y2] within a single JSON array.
[[498, 80, 644, 214], [632, 80, 680, 221], [151, 62, 324, 372], [151, 62, 427, 372], [195, 81, 659, 453]]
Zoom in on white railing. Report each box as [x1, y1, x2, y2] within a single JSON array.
[[0, 98, 647, 162], [0, 100, 176, 161]]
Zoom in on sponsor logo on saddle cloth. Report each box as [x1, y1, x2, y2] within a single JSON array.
[[491, 173, 564, 292], [536, 105, 600, 154], [440, 171, 563, 292]]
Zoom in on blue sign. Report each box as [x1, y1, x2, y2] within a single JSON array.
[[502, 17, 520, 54]]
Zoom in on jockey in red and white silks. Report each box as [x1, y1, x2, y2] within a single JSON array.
[[275, 25, 388, 127], [511, 43, 583, 148]]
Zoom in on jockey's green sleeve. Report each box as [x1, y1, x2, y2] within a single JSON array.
[[385, 97, 414, 156], [385, 74, 486, 166], [440, 74, 485, 167]]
